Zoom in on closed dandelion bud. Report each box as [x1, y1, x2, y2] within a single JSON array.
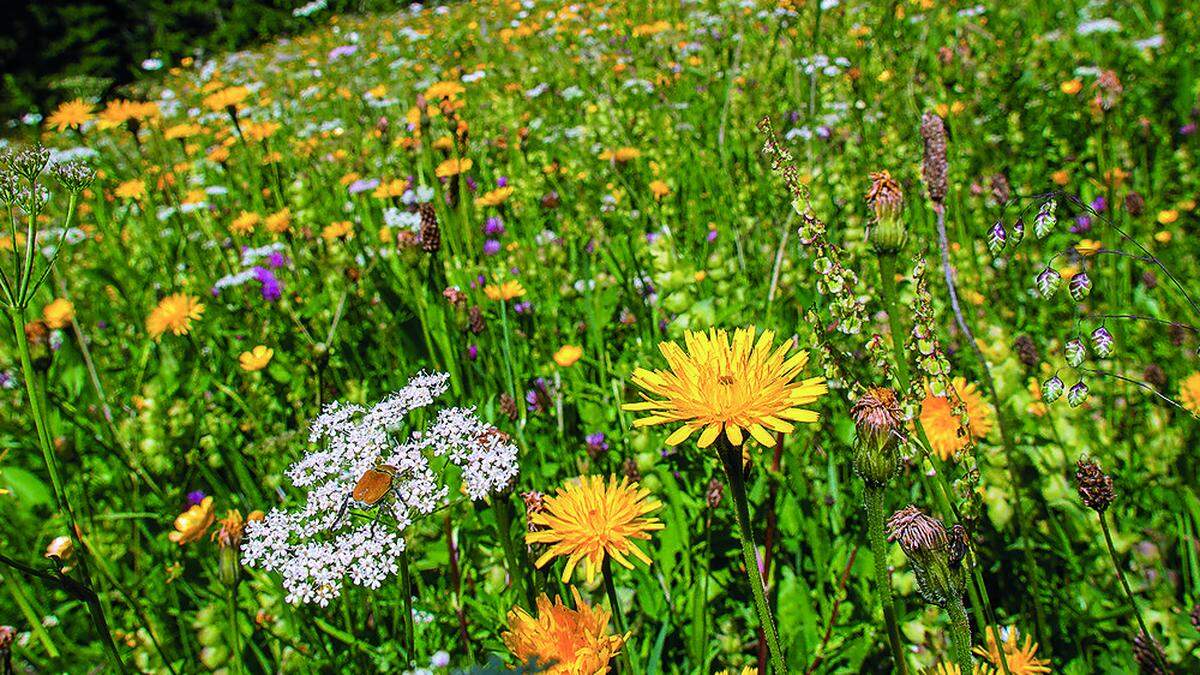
[[1068, 380, 1089, 407], [499, 392, 518, 421], [1091, 326, 1114, 357], [850, 386, 905, 486], [887, 505, 967, 608], [1042, 375, 1065, 403], [1011, 217, 1025, 245], [1066, 338, 1086, 367], [920, 113, 949, 204], [1132, 631, 1167, 674], [1075, 457, 1115, 512], [1036, 267, 1062, 298], [987, 220, 1007, 255], [866, 171, 906, 253], [1034, 199, 1057, 238], [1069, 272, 1092, 301], [418, 203, 440, 253]]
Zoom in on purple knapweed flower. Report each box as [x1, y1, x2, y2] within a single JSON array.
[[187, 491, 206, 506], [483, 239, 501, 255]]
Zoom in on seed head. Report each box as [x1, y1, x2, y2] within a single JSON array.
[[920, 113, 949, 204]]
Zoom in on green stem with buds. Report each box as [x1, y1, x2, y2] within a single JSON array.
[[717, 438, 787, 673], [865, 485, 909, 674]]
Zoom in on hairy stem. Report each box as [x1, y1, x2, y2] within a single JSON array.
[[866, 485, 909, 674], [946, 595, 974, 674]]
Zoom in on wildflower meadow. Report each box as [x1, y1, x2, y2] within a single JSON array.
[[3, 0, 1200, 673]]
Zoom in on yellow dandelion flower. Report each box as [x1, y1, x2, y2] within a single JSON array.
[[1074, 239, 1102, 256], [265, 208, 292, 234], [554, 345, 583, 367], [1060, 79, 1083, 95], [146, 293, 205, 339], [42, 298, 75, 329], [47, 99, 93, 132], [527, 475, 664, 584], [424, 80, 466, 100], [115, 179, 146, 200], [322, 220, 355, 241], [918, 377, 994, 461], [1157, 209, 1178, 225], [203, 86, 251, 112], [649, 180, 670, 199], [477, 186, 514, 207], [435, 157, 473, 178], [973, 627, 1051, 675], [484, 279, 526, 302], [623, 326, 827, 448], [230, 211, 260, 235], [502, 588, 627, 675], [169, 496, 215, 545], [1180, 372, 1200, 415], [239, 345, 274, 372]]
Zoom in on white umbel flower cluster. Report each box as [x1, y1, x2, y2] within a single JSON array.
[[242, 371, 520, 605]]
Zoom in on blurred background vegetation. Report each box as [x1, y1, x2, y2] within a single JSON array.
[[1, 0, 390, 123]]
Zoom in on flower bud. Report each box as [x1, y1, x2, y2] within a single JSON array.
[[887, 505, 968, 608], [850, 387, 904, 486], [866, 171, 907, 253]]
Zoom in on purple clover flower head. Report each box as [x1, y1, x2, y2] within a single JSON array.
[[465, 176, 478, 192], [1070, 214, 1092, 234], [467, 344, 478, 361], [267, 251, 287, 268], [706, 229, 718, 242], [186, 491, 206, 506], [1181, 123, 1197, 136], [585, 432, 609, 457], [1090, 196, 1107, 212], [496, 176, 509, 188], [526, 378, 550, 413], [484, 216, 505, 237], [483, 239, 501, 255], [348, 178, 380, 195], [254, 266, 282, 302], [513, 301, 532, 314]]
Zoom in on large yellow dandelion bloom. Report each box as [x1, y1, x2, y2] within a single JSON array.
[[169, 496, 215, 545], [1180, 372, 1200, 415], [435, 157, 473, 178], [623, 327, 827, 448], [973, 627, 1051, 675], [502, 587, 627, 674], [918, 377, 993, 461], [47, 99, 94, 131], [527, 476, 663, 584], [146, 293, 205, 339], [485, 279, 526, 302], [230, 211, 260, 235]]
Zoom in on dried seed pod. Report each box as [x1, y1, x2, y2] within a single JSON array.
[[418, 203, 440, 253], [1075, 457, 1115, 512]]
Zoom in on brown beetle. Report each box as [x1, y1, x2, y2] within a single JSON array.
[[351, 464, 400, 505]]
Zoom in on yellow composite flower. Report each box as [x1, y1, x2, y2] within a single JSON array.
[[484, 279, 526, 302], [42, 298, 75, 329], [1074, 239, 1102, 256], [1157, 209, 1178, 225], [649, 180, 670, 199], [973, 627, 1051, 675], [1059, 79, 1083, 95], [622, 327, 827, 448], [265, 208, 292, 234], [169, 496, 215, 545], [239, 345, 274, 372], [424, 80, 466, 100], [115, 179, 146, 200], [526, 475, 664, 584], [1180, 372, 1200, 415], [918, 377, 994, 461], [146, 293, 205, 339], [203, 85, 251, 112], [501, 587, 627, 675], [322, 220, 355, 241], [476, 186, 514, 207], [435, 157, 473, 177], [554, 345, 583, 367], [230, 211, 260, 235], [47, 99, 94, 132]]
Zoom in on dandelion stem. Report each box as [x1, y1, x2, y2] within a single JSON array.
[[6, 305, 125, 670], [717, 438, 788, 673], [865, 485, 910, 675], [1098, 512, 1169, 673], [493, 494, 537, 610], [946, 594, 974, 674], [602, 557, 638, 674]]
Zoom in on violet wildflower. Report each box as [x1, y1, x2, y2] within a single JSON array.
[[484, 216, 505, 237], [483, 239, 501, 255], [254, 266, 282, 301], [1070, 213, 1092, 234], [348, 178, 380, 195], [585, 432, 609, 459], [467, 344, 478, 361], [187, 490, 207, 506]]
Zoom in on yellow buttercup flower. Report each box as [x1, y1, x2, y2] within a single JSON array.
[[42, 298, 75, 329], [918, 377, 994, 461], [1060, 79, 1083, 95], [1180, 372, 1200, 415], [1074, 239, 1102, 256], [484, 279, 526, 302], [623, 327, 827, 448], [554, 345, 583, 367], [973, 626, 1051, 675], [502, 588, 627, 674], [239, 345, 274, 372], [47, 99, 94, 132], [424, 80, 466, 100], [169, 496, 215, 545], [146, 293, 205, 339], [1157, 209, 1178, 225], [527, 475, 663, 584]]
